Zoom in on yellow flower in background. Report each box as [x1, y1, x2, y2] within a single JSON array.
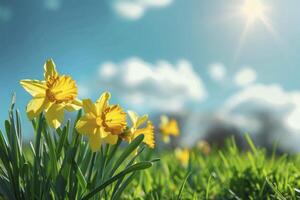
[[175, 148, 190, 167], [159, 115, 179, 143], [121, 111, 155, 148], [75, 92, 127, 152], [196, 140, 211, 155], [20, 59, 81, 128]]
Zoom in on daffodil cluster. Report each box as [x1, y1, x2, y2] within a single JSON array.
[[20, 59, 155, 151]]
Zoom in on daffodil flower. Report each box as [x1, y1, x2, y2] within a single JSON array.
[[75, 92, 127, 152], [159, 115, 179, 143], [121, 111, 155, 148], [175, 148, 190, 167], [20, 59, 81, 128]]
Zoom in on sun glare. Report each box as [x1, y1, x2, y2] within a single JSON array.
[[241, 0, 267, 23], [234, 0, 280, 60]]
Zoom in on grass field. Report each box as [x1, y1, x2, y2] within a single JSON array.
[[1, 104, 300, 199], [123, 138, 300, 199], [1, 61, 300, 199]]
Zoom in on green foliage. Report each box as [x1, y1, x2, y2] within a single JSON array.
[[0, 98, 156, 200], [1, 98, 300, 199], [124, 138, 300, 200]]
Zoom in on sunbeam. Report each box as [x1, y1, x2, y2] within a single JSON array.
[[234, 0, 281, 60]]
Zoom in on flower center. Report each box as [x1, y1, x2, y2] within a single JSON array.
[[45, 75, 77, 103], [46, 89, 57, 102], [96, 117, 102, 126]]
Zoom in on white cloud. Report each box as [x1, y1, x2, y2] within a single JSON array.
[[114, 2, 145, 20], [208, 63, 226, 82], [222, 83, 300, 132], [97, 57, 207, 111], [44, 0, 62, 11], [203, 83, 300, 152], [113, 0, 173, 20], [99, 62, 117, 79], [234, 67, 257, 87], [0, 5, 12, 22]]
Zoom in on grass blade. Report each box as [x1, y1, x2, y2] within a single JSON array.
[[82, 161, 152, 200], [177, 172, 191, 200]]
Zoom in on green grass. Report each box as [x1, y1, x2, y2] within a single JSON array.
[[121, 137, 300, 199], [1, 99, 300, 199]]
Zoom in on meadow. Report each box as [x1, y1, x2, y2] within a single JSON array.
[[129, 139, 300, 199], [1, 60, 300, 200]]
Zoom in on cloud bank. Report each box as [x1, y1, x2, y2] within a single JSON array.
[[223, 83, 300, 132], [95, 57, 207, 111]]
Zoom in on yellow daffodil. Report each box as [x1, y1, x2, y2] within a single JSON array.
[[175, 148, 190, 167], [75, 92, 127, 152], [20, 59, 81, 128], [121, 111, 155, 148], [159, 115, 179, 143]]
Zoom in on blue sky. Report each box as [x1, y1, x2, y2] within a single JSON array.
[[1, 0, 300, 147]]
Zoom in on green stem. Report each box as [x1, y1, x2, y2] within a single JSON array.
[[100, 144, 110, 182], [87, 152, 97, 183], [32, 113, 44, 199]]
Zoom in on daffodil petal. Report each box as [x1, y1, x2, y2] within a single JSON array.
[[82, 99, 97, 116], [88, 131, 102, 152], [136, 114, 148, 128], [127, 110, 139, 127], [95, 92, 110, 115], [20, 80, 46, 97], [26, 96, 47, 119], [168, 119, 180, 136], [45, 103, 64, 129], [104, 105, 127, 135], [65, 99, 82, 112], [103, 134, 118, 145], [100, 127, 109, 138], [75, 113, 97, 135], [44, 59, 58, 80], [134, 121, 155, 148]]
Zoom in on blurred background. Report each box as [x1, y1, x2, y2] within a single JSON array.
[[1, 0, 300, 152]]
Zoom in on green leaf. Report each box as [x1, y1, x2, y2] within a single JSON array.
[[245, 133, 258, 155], [75, 162, 87, 189], [0, 130, 9, 166], [111, 172, 137, 200], [177, 172, 191, 200], [31, 113, 44, 199], [266, 178, 286, 200], [0, 175, 16, 200], [105, 138, 122, 167], [42, 125, 58, 178], [111, 146, 146, 197], [82, 161, 152, 200], [56, 122, 70, 158], [108, 134, 144, 177]]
